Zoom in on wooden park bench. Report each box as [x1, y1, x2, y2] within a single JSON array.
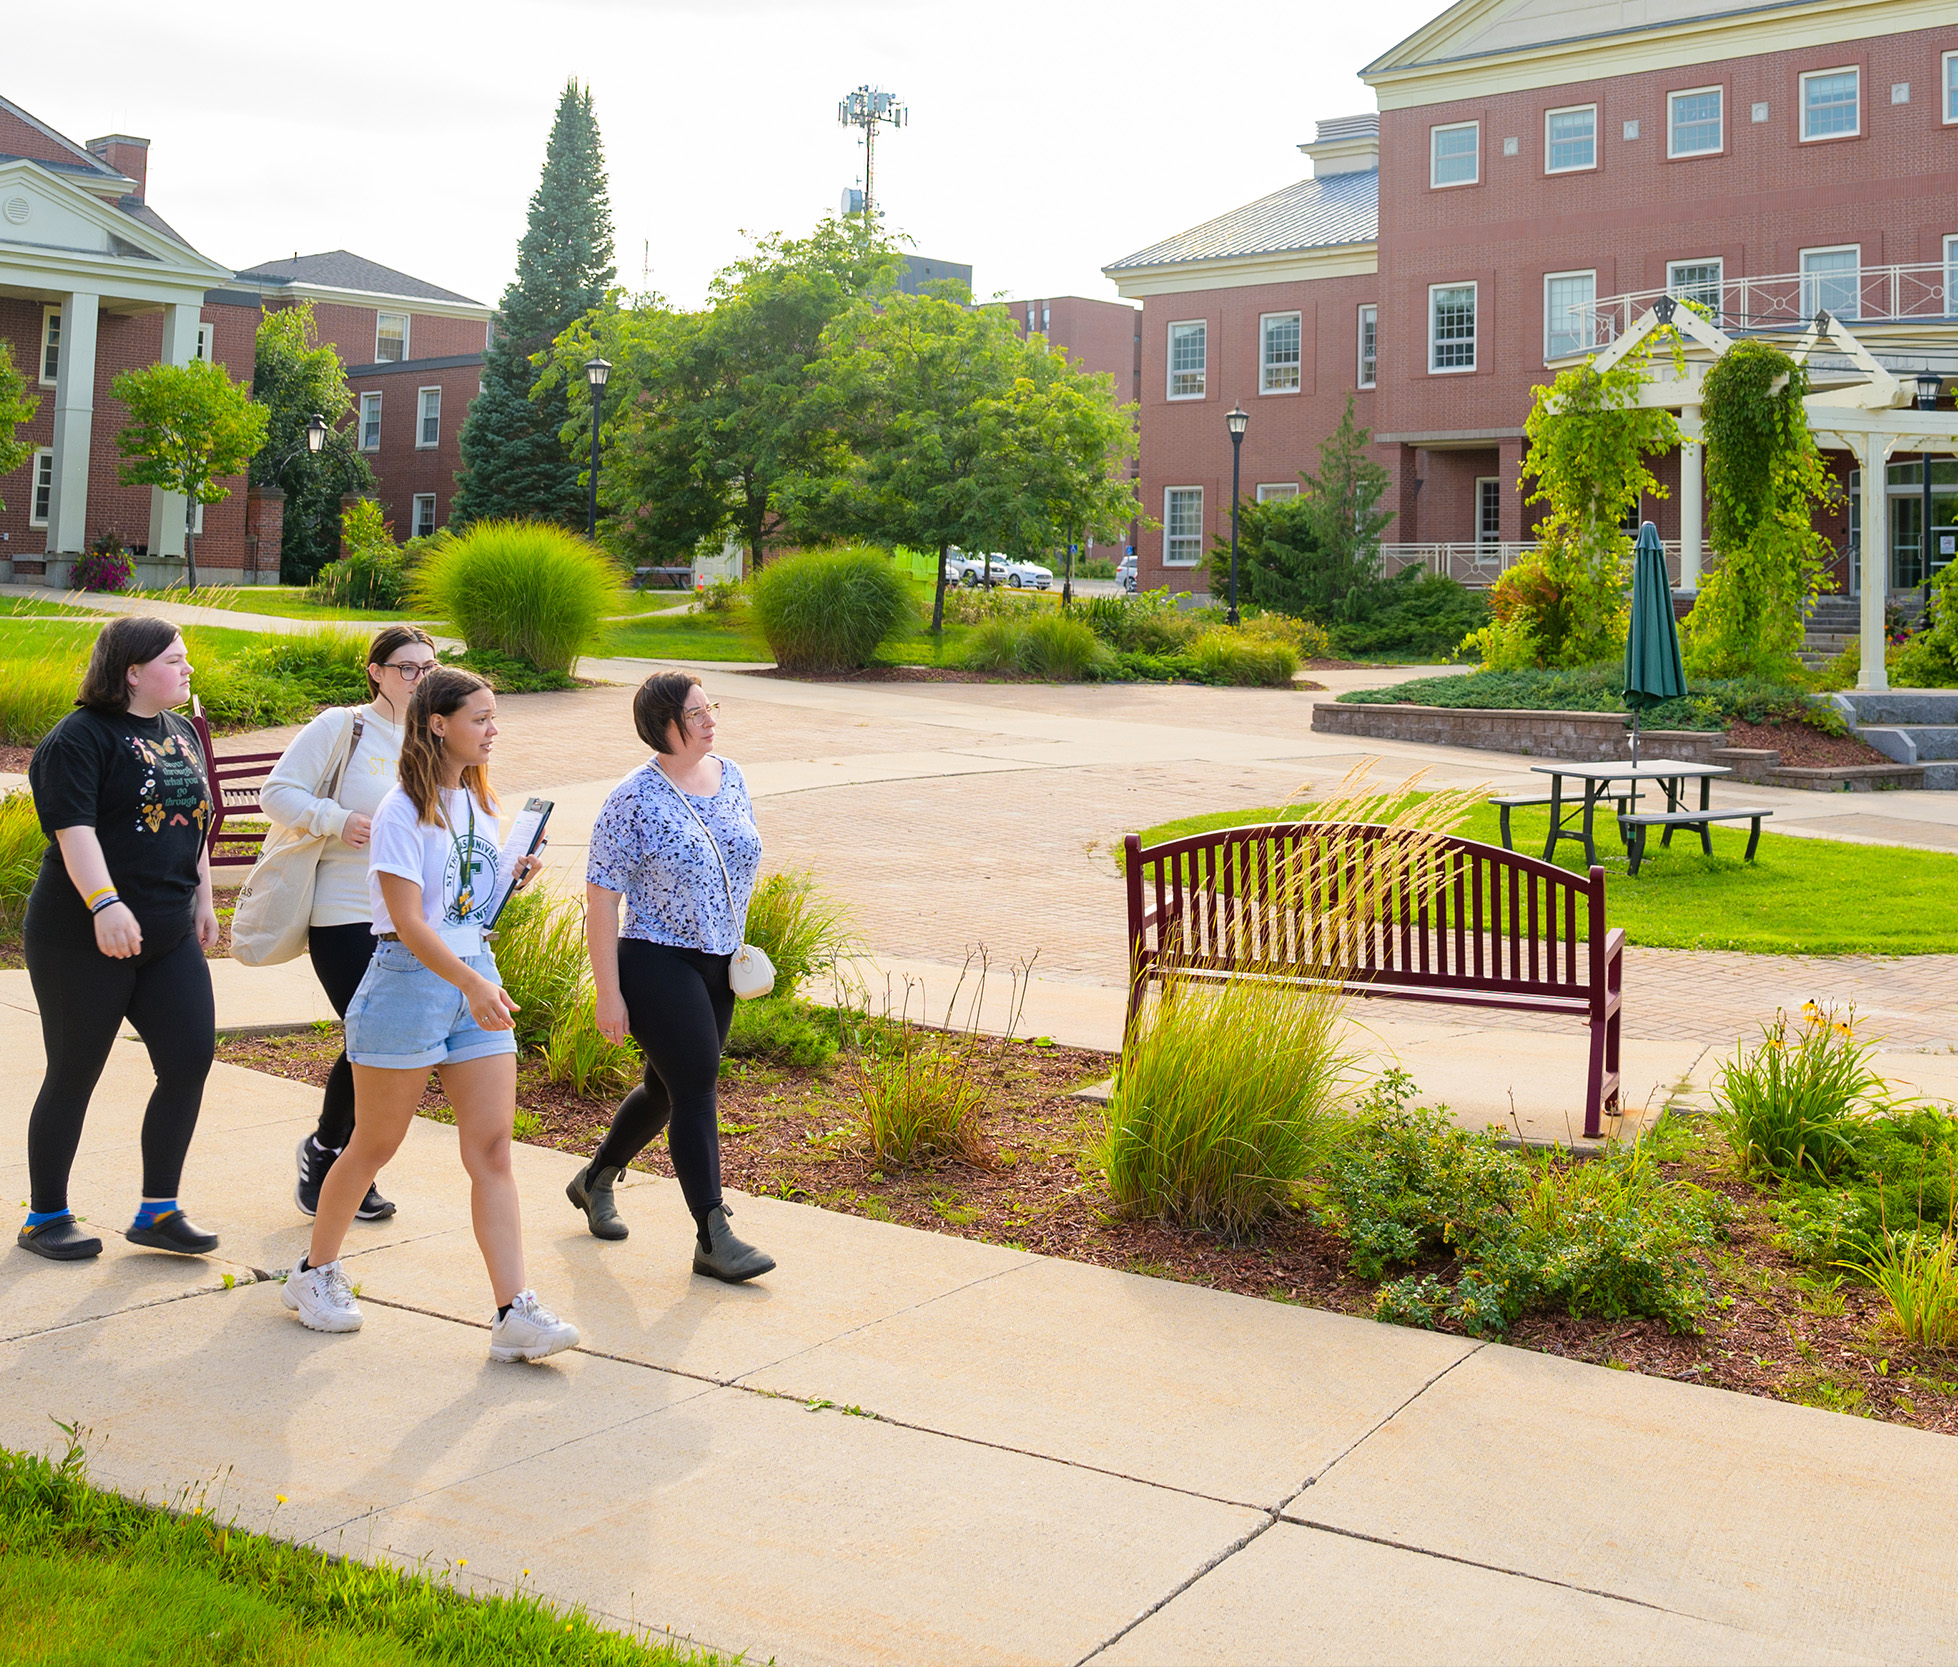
[[1123, 822, 1625, 1138], [633, 565, 696, 591], [188, 703, 281, 871], [1616, 806, 1771, 875]]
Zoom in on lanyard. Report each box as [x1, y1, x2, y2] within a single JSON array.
[[448, 793, 479, 918]]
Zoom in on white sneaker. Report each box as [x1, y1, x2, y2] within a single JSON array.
[[489, 1289, 579, 1362], [282, 1259, 363, 1333]]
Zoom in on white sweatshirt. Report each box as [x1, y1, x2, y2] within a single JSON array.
[[259, 705, 405, 927]]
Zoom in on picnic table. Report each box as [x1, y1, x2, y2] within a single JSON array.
[[1492, 759, 1771, 874]]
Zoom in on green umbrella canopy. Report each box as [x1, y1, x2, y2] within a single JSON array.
[[1623, 521, 1687, 712]]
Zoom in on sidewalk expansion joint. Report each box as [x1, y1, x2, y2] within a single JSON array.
[[1071, 1510, 1285, 1667], [1304, 1340, 1486, 1487], [0, 1266, 268, 1347]]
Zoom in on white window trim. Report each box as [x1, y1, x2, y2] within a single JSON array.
[[39, 306, 60, 388], [1800, 243, 1862, 317], [1543, 103, 1598, 174], [416, 385, 442, 450], [1475, 477, 1501, 543], [1429, 120, 1479, 188], [1357, 304, 1377, 389], [1543, 269, 1597, 362], [1256, 482, 1299, 503], [1667, 85, 1724, 157], [412, 493, 438, 538], [1799, 65, 1860, 141], [1259, 311, 1302, 396], [375, 312, 411, 363], [1944, 50, 1958, 124], [191, 498, 204, 536], [1667, 258, 1725, 315], [1162, 486, 1204, 567], [1166, 320, 1207, 402], [359, 391, 383, 452], [192, 322, 215, 363], [28, 447, 53, 527], [1428, 281, 1478, 375]]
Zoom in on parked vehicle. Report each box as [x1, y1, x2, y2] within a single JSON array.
[[943, 550, 994, 587], [1117, 555, 1137, 593], [943, 551, 1052, 589]]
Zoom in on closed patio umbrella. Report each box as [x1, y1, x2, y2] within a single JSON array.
[[1622, 520, 1688, 767]]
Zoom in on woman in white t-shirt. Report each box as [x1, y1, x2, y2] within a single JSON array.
[[281, 666, 578, 1364], [260, 625, 437, 1224]]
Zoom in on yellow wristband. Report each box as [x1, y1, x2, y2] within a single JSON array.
[[83, 885, 117, 908]]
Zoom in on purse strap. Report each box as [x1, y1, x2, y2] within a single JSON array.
[[321, 710, 367, 805], [652, 758, 739, 932]]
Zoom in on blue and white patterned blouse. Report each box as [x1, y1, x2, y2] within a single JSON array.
[[586, 757, 761, 955]]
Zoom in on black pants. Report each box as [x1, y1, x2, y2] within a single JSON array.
[[23, 886, 215, 1215], [306, 922, 378, 1150], [589, 940, 734, 1225]]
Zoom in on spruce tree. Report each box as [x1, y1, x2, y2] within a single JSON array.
[[451, 80, 615, 528]]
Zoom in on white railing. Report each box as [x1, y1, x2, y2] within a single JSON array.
[[1378, 540, 1687, 587], [1578, 262, 1957, 346]]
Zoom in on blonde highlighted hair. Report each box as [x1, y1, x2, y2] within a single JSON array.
[[397, 665, 499, 826]]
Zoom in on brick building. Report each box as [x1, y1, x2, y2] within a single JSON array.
[[0, 94, 489, 585], [1105, 0, 1958, 599]]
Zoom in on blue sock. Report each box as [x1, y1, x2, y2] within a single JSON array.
[[25, 1209, 70, 1229], [134, 1199, 179, 1228]]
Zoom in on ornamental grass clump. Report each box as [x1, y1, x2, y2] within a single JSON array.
[[1716, 1002, 1891, 1183], [1851, 1227, 1958, 1347], [1188, 627, 1298, 687], [412, 519, 624, 676], [0, 646, 81, 744], [0, 789, 46, 933], [749, 546, 913, 673], [489, 887, 588, 1050], [743, 868, 855, 998]]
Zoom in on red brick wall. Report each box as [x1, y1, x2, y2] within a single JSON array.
[[345, 363, 481, 538], [294, 301, 486, 370]]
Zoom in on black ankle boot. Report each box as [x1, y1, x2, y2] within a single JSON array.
[[692, 1204, 774, 1284], [566, 1162, 629, 1241]]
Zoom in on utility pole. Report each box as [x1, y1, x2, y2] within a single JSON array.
[[837, 85, 907, 224]]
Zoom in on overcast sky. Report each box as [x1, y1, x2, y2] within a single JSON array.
[[16, 0, 1443, 313]]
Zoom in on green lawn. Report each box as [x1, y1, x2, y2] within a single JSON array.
[[0, 598, 104, 621], [121, 586, 422, 624], [1130, 800, 1958, 956], [0, 1441, 720, 1666]]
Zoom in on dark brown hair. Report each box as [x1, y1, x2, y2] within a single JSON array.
[[397, 666, 498, 825], [364, 624, 437, 699], [76, 616, 184, 715], [632, 670, 702, 754]]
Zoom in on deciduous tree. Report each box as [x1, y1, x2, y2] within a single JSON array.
[[0, 340, 36, 503], [250, 302, 374, 582]]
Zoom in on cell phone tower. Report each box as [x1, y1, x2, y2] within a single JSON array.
[[837, 85, 907, 224]]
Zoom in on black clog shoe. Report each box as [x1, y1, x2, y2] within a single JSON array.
[[17, 1215, 104, 1260], [124, 1211, 220, 1256]]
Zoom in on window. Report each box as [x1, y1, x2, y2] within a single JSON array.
[[1668, 87, 1723, 156], [417, 386, 442, 449], [1260, 312, 1301, 394], [193, 322, 215, 362], [29, 449, 53, 527], [1430, 122, 1478, 186], [1167, 321, 1206, 399], [375, 312, 409, 363], [1545, 104, 1596, 172], [359, 392, 382, 451], [39, 306, 60, 387], [413, 494, 437, 539], [1544, 270, 1596, 360], [1620, 496, 1643, 535], [191, 499, 204, 537], [1947, 51, 1958, 123], [1476, 478, 1501, 544], [1801, 245, 1861, 319], [1256, 482, 1299, 503], [1947, 237, 1958, 319], [1429, 283, 1477, 373], [1801, 67, 1859, 139], [1357, 305, 1377, 388], [1668, 259, 1724, 314], [1163, 487, 1204, 565], [1041, 304, 1050, 332]]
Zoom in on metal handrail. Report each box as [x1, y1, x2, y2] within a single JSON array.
[[1377, 540, 1685, 586], [1579, 261, 1957, 344]]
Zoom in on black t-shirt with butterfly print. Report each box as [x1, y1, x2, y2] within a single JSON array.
[[29, 706, 213, 944]]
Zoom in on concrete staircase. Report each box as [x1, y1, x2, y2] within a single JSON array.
[[1830, 689, 1958, 788], [1800, 595, 1928, 670]]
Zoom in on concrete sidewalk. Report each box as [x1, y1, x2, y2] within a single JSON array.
[[2, 984, 1955, 1663]]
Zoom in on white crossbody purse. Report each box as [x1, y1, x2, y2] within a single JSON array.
[[656, 760, 775, 1001]]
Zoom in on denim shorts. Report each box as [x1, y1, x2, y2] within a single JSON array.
[[344, 942, 519, 1070]]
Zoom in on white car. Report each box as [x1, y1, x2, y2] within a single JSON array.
[[994, 558, 1053, 590], [1118, 555, 1138, 593]]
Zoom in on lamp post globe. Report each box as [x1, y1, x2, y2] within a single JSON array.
[[583, 357, 612, 538], [1224, 405, 1248, 626], [304, 412, 328, 454]]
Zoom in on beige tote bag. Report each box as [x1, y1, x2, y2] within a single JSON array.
[[229, 712, 365, 968]]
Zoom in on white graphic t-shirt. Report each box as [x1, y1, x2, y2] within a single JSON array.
[[366, 784, 500, 949]]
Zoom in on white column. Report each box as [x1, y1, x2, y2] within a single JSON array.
[[1858, 432, 1890, 693], [1677, 406, 1702, 593], [145, 302, 200, 560], [44, 292, 99, 557]]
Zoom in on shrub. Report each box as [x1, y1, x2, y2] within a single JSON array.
[[725, 996, 839, 1068], [183, 628, 371, 730], [489, 888, 588, 1049], [1330, 570, 1490, 662], [310, 500, 409, 609], [1769, 1106, 1958, 1267], [1100, 977, 1355, 1236], [854, 1033, 986, 1165], [412, 519, 624, 676], [942, 586, 1042, 627], [438, 646, 578, 693], [1716, 1003, 1890, 1182], [1081, 590, 1200, 656], [749, 546, 913, 673], [1849, 1232, 1958, 1346], [744, 868, 853, 999], [1188, 628, 1298, 687], [74, 535, 134, 594], [697, 579, 743, 614], [1018, 614, 1105, 681], [0, 789, 47, 933], [961, 618, 1026, 674], [1079, 557, 1118, 579], [0, 647, 83, 745]]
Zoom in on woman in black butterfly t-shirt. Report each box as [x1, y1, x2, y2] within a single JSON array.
[[17, 617, 223, 1263]]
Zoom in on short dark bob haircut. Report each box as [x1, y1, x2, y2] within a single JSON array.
[[632, 670, 703, 754], [77, 616, 184, 716]]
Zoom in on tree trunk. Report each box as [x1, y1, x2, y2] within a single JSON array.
[[1062, 529, 1075, 610], [931, 541, 949, 633], [184, 503, 199, 591]]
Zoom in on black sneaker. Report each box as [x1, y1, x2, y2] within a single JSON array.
[[296, 1137, 396, 1221], [355, 1182, 396, 1222]]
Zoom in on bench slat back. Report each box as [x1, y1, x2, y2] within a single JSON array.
[[1125, 822, 1604, 1001], [189, 712, 282, 869]]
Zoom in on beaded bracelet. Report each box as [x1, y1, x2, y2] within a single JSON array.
[[82, 884, 116, 909], [88, 891, 122, 916]]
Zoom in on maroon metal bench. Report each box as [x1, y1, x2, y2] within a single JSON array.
[[188, 703, 283, 871], [1123, 822, 1624, 1138]]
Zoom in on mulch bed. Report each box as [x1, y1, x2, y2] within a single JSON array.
[[752, 665, 1325, 690], [0, 743, 31, 774], [215, 1025, 1958, 1435], [1726, 718, 1898, 769]]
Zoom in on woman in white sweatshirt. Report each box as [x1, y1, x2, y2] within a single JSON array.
[[260, 625, 438, 1221]]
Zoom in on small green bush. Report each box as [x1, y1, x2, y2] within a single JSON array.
[[489, 888, 588, 1049], [544, 983, 644, 1097], [0, 648, 81, 745], [725, 996, 838, 1068], [854, 1034, 985, 1164], [961, 618, 1026, 673], [942, 586, 1042, 627], [750, 546, 913, 673], [437, 646, 578, 693], [1770, 1106, 1958, 1267], [1081, 590, 1200, 656], [0, 789, 47, 933], [1850, 1231, 1958, 1345], [1019, 614, 1104, 681], [413, 519, 624, 677], [1188, 628, 1298, 687], [1716, 1004, 1890, 1182], [1326, 570, 1490, 661], [744, 869, 853, 999], [310, 500, 409, 609], [180, 628, 371, 731]]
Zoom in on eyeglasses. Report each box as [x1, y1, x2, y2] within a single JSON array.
[[683, 702, 721, 726], [382, 660, 438, 681]]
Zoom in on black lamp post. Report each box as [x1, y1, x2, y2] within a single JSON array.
[[1225, 404, 1249, 625], [1917, 372, 1943, 595], [584, 356, 612, 538]]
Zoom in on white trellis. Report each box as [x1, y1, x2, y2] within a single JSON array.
[[1587, 298, 1958, 692]]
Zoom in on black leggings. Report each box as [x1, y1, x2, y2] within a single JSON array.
[[23, 888, 216, 1215], [307, 922, 378, 1150], [589, 940, 734, 1226]]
